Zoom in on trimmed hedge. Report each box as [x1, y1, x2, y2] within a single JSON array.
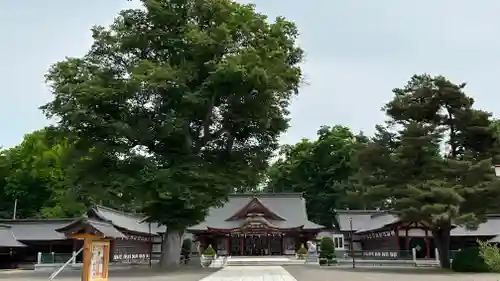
[[451, 247, 491, 272]]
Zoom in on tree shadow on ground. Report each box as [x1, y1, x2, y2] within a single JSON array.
[[323, 266, 467, 275], [2, 264, 219, 279]]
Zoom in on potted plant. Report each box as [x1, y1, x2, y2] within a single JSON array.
[[296, 244, 308, 260], [319, 237, 336, 266], [201, 244, 216, 267]]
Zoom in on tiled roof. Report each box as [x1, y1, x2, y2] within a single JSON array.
[[451, 216, 500, 236], [0, 225, 26, 247], [336, 210, 500, 237], [0, 219, 76, 241], [335, 210, 389, 232], [89, 205, 165, 235], [188, 193, 324, 231], [56, 217, 126, 239]]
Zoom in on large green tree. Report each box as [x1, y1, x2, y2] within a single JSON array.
[[41, 0, 302, 267], [0, 129, 86, 219], [266, 125, 371, 227], [360, 74, 500, 268]]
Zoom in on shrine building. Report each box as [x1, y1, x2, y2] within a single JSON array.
[[187, 193, 324, 256]]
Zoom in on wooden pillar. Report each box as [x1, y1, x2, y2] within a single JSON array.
[[240, 235, 244, 255], [281, 234, 285, 254], [425, 237, 430, 258], [226, 236, 230, 255], [267, 233, 271, 255]]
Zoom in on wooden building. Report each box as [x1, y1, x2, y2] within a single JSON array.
[[187, 193, 324, 256], [0, 205, 165, 267], [334, 210, 500, 259]]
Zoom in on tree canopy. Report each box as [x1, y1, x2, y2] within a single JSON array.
[[266, 125, 371, 227], [358, 74, 500, 268], [40, 0, 303, 267]]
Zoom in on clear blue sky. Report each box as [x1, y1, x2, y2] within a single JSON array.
[[2, 0, 500, 148]]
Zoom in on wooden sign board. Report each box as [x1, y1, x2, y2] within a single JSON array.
[[81, 238, 110, 281]]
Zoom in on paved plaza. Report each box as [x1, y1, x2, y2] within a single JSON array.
[[2, 265, 500, 281]]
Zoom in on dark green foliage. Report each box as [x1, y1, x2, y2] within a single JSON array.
[[452, 248, 491, 272], [318, 258, 327, 265], [0, 129, 87, 219], [181, 238, 192, 255], [266, 126, 371, 227], [319, 237, 335, 260], [358, 74, 500, 268], [41, 0, 302, 268]]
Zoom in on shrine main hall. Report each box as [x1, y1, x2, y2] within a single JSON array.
[[187, 193, 324, 256]]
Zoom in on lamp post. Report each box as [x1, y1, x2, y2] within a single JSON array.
[[349, 217, 356, 268]]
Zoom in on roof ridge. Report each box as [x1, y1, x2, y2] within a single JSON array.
[[335, 210, 387, 214], [94, 204, 145, 219], [229, 192, 303, 198], [0, 218, 78, 223]]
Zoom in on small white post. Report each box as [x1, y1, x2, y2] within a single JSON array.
[[412, 248, 417, 265], [37, 252, 42, 264], [72, 251, 76, 265], [435, 248, 439, 263], [51, 252, 55, 264]]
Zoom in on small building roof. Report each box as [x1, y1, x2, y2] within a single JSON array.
[[335, 210, 390, 232], [451, 216, 500, 236], [336, 210, 500, 237], [55, 217, 126, 239], [89, 205, 165, 236], [188, 193, 324, 232], [0, 219, 76, 241], [0, 225, 26, 248]]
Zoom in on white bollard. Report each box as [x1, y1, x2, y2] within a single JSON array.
[[37, 252, 42, 264], [412, 248, 417, 265], [72, 251, 76, 265], [435, 248, 439, 263]]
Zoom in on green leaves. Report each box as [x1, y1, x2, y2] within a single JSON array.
[[41, 0, 302, 231], [266, 126, 368, 226], [357, 74, 500, 268]]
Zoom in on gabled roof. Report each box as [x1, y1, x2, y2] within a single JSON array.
[[188, 193, 324, 231], [89, 205, 165, 235], [335, 210, 390, 232], [56, 217, 126, 239], [225, 197, 285, 221], [0, 219, 76, 241], [0, 225, 26, 248]]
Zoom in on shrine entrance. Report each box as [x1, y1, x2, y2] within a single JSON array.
[[229, 233, 285, 256]]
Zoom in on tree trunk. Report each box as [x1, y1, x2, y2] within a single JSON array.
[[159, 228, 183, 269], [432, 227, 451, 269]]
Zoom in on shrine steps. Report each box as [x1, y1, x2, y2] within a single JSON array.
[[225, 256, 307, 266]]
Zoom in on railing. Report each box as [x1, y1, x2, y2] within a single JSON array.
[[39, 252, 75, 264]]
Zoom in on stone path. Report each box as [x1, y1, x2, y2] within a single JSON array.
[[200, 266, 297, 281]]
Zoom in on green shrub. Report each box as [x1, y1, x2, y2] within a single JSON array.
[[181, 238, 192, 254], [478, 240, 500, 272], [451, 247, 490, 272], [319, 258, 328, 265], [203, 244, 216, 256], [319, 237, 335, 260], [297, 244, 308, 259]]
